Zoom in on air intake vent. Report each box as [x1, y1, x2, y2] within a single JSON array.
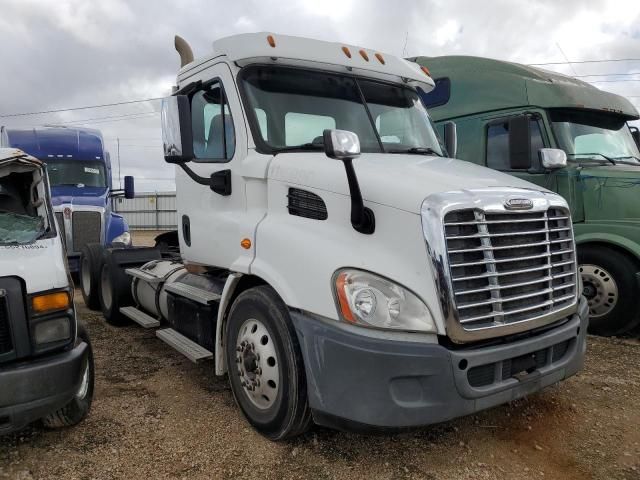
[[287, 188, 327, 220]]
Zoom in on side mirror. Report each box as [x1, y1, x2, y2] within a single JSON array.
[[123, 176, 135, 199], [539, 148, 567, 170], [630, 126, 640, 149], [443, 121, 457, 158], [323, 129, 374, 235], [161, 95, 194, 164], [508, 116, 532, 169], [323, 129, 360, 160]]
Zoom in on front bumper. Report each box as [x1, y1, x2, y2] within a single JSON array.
[[0, 341, 89, 434], [292, 296, 588, 431]]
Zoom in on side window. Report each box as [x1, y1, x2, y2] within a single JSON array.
[[191, 81, 236, 162], [486, 117, 544, 170], [284, 113, 335, 146]]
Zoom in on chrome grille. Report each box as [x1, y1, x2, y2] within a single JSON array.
[[444, 207, 576, 330], [71, 211, 101, 252]]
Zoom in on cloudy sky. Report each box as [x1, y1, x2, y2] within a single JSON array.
[[1, 0, 640, 191]]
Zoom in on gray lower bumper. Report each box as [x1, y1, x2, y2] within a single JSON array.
[[291, 297, 588, 430], [0, 342, 88, 434]]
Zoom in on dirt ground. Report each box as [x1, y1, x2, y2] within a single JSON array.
[[0, 232, 639, 480]]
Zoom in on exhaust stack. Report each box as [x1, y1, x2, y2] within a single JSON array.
[[174, 35, 194, 67]]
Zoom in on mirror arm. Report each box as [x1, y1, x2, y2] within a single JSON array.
[[341, 158, 375, 235], [178, 163, 212, 186]]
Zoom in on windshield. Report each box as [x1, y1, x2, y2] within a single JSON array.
[[0, 171, 46, 245], [550, 109, 640, 165], [240, 66, 443, 155], [0, 213, 44, 244], [47, 160, 107, 187]]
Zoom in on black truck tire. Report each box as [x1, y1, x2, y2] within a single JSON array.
[[79, 243, 104, 310], [43, 323, 94, 428], [225, 286, 312, 440], [578, 245, 640, 336]]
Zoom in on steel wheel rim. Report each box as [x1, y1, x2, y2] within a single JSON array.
[[81, 256, 91, 297], [76, 359, 90, 399], [580, 264, 618, 318], [235, 318, 279, 410], [100, 266, 112, 309]]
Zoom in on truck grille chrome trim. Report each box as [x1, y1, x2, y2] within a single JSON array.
[[422, 188, 578, 343], [53, 205, 105, 254]]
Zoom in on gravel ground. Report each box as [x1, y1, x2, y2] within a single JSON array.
[[1, 231, 639, 480]]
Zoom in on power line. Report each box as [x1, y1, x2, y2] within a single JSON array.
[[44, 110, 158, 125], [0, 97, 163, 119], [39, 112, 159, 127], [573, 72, 640, 78], [529, 58, 640, 66]]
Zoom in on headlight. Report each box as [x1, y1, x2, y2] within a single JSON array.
[[33, 317, 71, 344], [333, 269, 436, 332], [112, 231, 131, 245]]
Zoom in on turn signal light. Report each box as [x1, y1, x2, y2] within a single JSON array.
[[241, 238, 252, 249], [32, 291, 70, 314], [335, 272, 355, 323]]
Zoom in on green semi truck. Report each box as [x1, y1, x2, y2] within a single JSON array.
[[413, 55, 640, 336]]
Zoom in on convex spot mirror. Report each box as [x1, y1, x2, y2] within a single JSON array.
[[123, 176, 135, 199], [323, 129, 361, 160], [161, 95, 194, 164], [539, 148, 567, 170]]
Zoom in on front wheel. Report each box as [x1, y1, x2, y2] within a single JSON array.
[[225, 286, 311, 440], [578, 245, 640, 336], [43, 323, 94, 428], [79, 243, 104, 310]]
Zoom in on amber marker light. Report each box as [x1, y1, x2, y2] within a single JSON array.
[[32, 291, 70, 314], [342, 46, 352, 58], [374, 53, 385, 64], [420, 65, 431, 77], [241, 238, 252, 250], [335, 273, 356, 323], [267, 35, 276, 48], [359, 49, 369, 61]]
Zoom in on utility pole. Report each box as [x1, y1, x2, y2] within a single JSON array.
[[117, 137, 122, 188]]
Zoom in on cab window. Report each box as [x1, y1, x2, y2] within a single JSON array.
[[486, 117, 544, 170], [191, 81, 236, 162]]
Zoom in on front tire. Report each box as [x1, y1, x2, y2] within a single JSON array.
[[79, 243, 104, 310], [98, 251, 133, 326], [225, 286, 311, 440], [578, 245, 640, 335], [42, 323, 94, 428]]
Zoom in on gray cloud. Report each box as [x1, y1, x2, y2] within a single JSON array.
[[1, 0, 639, 190]]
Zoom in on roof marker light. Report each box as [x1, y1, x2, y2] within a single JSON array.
[[267, 35, 276, 48], [420, 65, 431, 77], [359, 49, 369, 61], [342, 46, 352, 58], [375, 53, 385, 65]]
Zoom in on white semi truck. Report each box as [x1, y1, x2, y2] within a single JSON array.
[[81, 33, 588, 440], [0, 148, 94, 433]]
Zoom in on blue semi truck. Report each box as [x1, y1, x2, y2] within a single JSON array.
[[0, 126, 135, 274]]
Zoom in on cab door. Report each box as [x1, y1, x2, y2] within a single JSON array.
[[176, 62, 252, 271]]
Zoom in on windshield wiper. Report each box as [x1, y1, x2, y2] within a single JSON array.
[[612, 155, 640, 163], [567, 153, 616, 165], [388, 147, 443, 157], [272, 143, 325, 154]]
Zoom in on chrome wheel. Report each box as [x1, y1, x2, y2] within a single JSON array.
[[75, 360, 90, 399], [81, 256, 91, 297], [580, 264, 618, 318], [235, 318, 279, 409], [100, 265, 112, 309]]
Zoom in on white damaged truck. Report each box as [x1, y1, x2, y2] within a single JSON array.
[[0, 148, 94, 434], [82, 33, 587, 440]]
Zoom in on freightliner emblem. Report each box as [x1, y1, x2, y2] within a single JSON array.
[[504, 198, 533, 210]]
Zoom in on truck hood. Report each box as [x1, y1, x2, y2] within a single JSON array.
[[51, 185, 109, 208], [269, 153, 547, 213], [578, 164, 640, 222]]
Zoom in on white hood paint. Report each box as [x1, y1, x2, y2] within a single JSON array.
[[268, 153, 547, 213]]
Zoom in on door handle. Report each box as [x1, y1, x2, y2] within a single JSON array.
[[210, 169, 232, 196]]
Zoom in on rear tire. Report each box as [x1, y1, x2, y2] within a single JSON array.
[[79, 243, 104, 310], [43, 323, 94, 428], [578, 245, 640, 336], [225, 286, 312, 440]]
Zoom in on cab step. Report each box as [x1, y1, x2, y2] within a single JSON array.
[[125, 267, 163, 284], [119, 306, 160, 328], [156, 328, 213, 363], [164, 282, 221, 305]]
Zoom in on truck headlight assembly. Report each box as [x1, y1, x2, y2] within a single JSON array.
[[33, 317, 71, 344], [333, 269, 436, 332], [111, 231, 131, 246]]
